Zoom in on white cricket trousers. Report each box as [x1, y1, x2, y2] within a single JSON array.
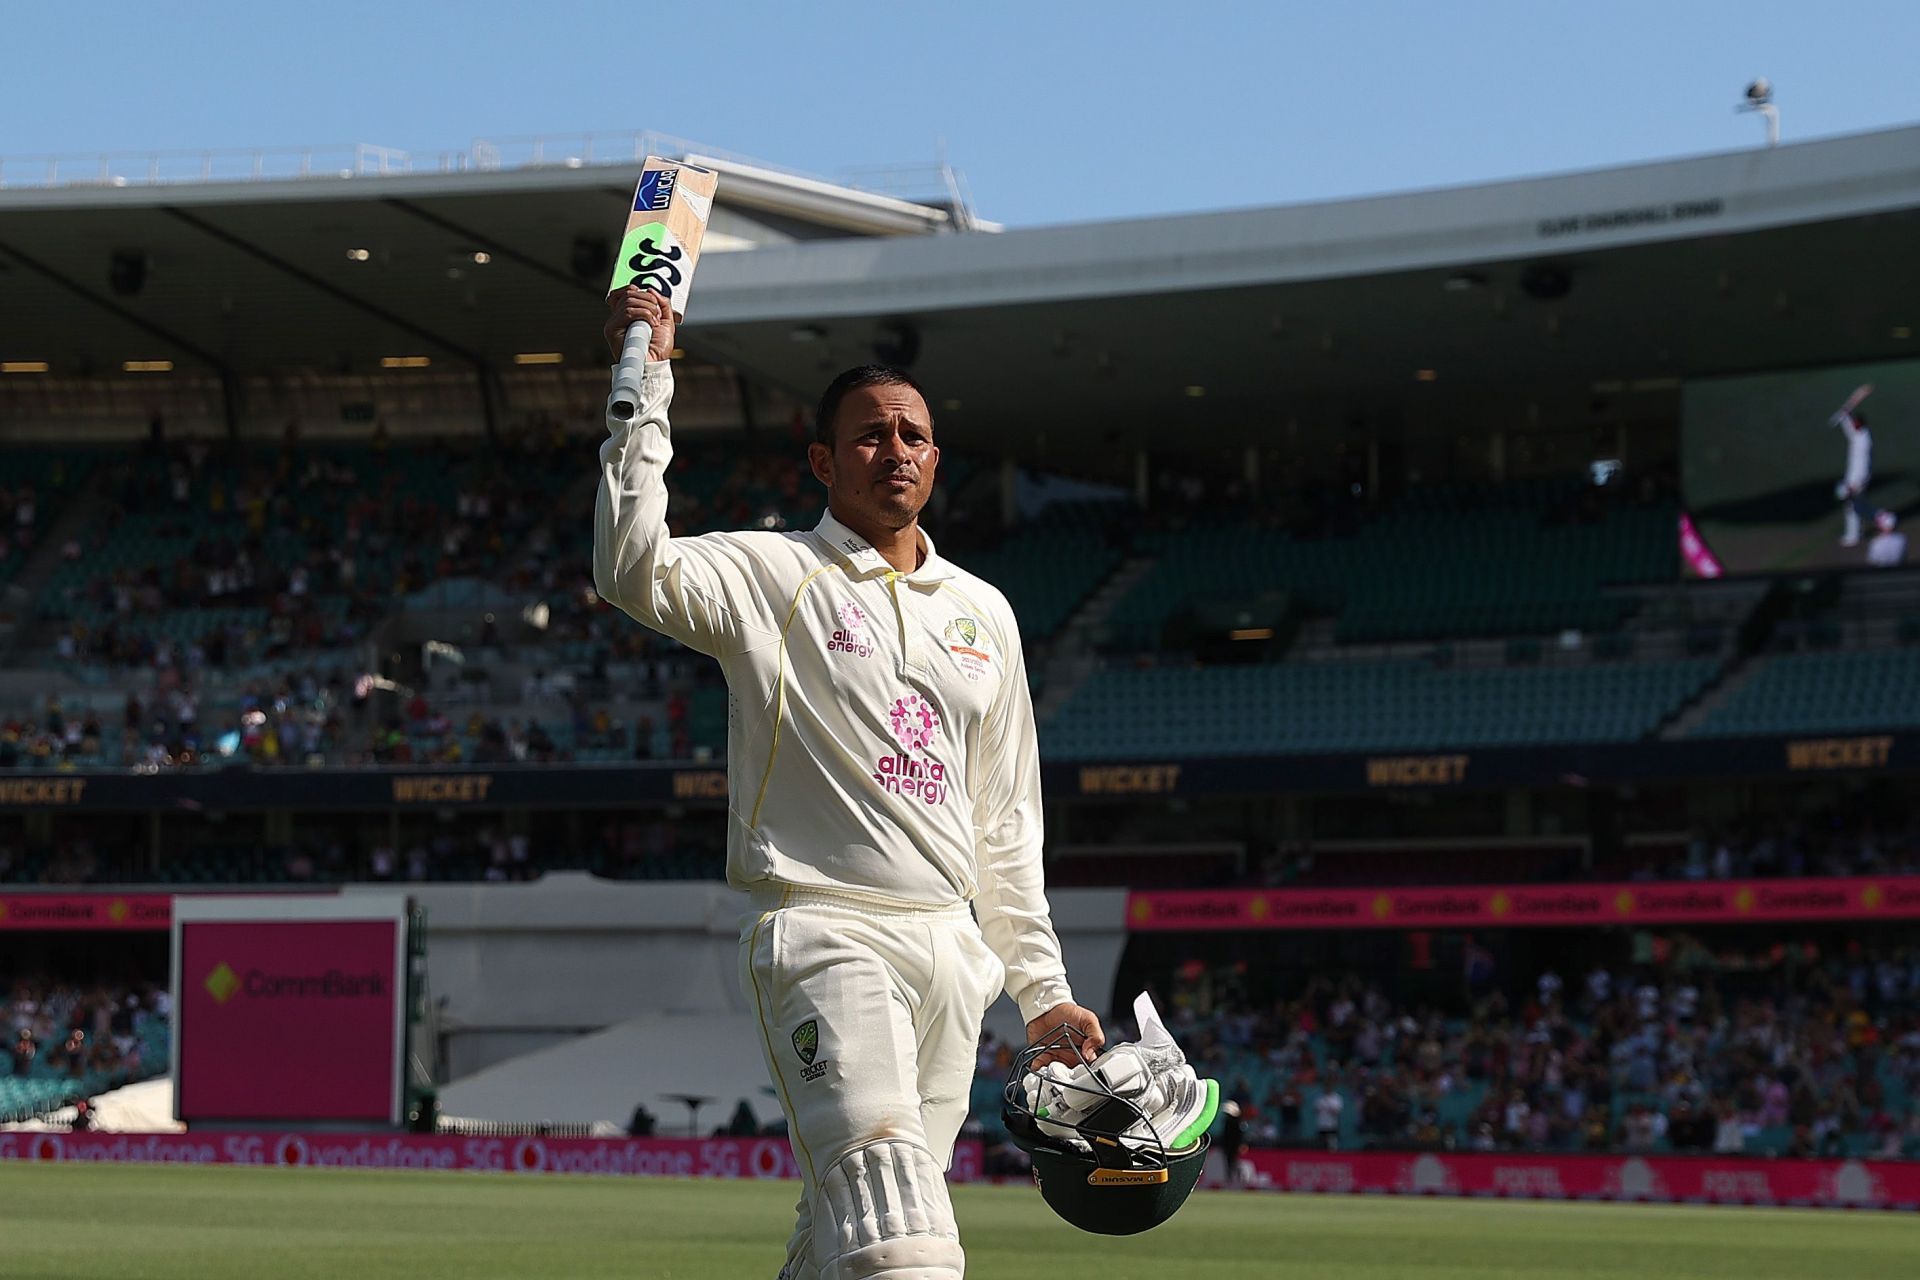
[[741, 886, 1005, 1280]]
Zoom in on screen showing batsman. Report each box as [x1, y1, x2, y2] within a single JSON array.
[[596, 275, 1211, 1272]]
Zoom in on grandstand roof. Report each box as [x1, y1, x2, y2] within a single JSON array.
[[0, 151, 953, 389], [694, 125, 1920, 439], [2, 126, 1916, 446]]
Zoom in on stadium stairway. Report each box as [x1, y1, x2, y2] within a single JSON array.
[[1033, 551, 1159, 725], [1641, 575, 1773, 739], [0, 473, 110, 665], [1660, 655, 1761, 739]]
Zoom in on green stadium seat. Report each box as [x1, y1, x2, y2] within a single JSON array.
[[1691, 649, 1920, 738], [1043, 657, 1718, 759]]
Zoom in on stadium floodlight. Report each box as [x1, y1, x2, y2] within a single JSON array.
[[1738, 78, 1779, 147]]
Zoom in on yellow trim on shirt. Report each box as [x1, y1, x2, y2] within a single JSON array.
[[745, 910, 816, 1184], [749, 562, 840, 828]]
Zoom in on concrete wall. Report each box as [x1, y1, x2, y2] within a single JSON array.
[[343, 876, 1127, 1083]]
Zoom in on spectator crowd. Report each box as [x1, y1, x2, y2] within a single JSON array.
[[1046, 932, 1920, 1160], [3, 979, 168, 1113]]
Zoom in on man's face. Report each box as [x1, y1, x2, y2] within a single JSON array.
[[809, 383, 939, 531]]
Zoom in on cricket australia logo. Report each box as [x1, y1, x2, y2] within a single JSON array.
[[827, 601, 874, 659], [874, 694, 948, 806], [793, 1019, 827, 1082], [943, 616, 992, 682]]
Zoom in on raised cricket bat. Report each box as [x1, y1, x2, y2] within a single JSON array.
[[1832, 384, 1873, 425], [607, 157, 719, 421]]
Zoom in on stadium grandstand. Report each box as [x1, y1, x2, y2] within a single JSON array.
[[4, 122, 1920, 1179]]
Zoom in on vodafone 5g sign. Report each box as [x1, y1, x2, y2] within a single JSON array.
[[172, 896, 408, 1126]]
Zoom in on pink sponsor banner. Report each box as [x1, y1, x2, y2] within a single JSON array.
[[0, 1131, 985, 1182], [176, 919, 400, 1124], [1127, 876, 1920, 932], [1678, 512, 1723, 579], [1238, 1150, 1920, 1208], [0, 893, 171, 931], [2, 1134, 1908, 1208]]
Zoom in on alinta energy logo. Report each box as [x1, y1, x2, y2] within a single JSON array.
[[888, 694, 939, 752], [201, 960, 388, 1006], [827, 601, 874, 660], [874, 694, 948, 806]]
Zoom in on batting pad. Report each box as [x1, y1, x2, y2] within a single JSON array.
[[819, 1139, 964, 1280]]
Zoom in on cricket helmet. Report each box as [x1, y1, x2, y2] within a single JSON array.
[[1001, 1006, 1216, 1235]]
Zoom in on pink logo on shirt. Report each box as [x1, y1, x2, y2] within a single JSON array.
[[887, 694, 940, 752], [875, 695, 947, 805], [828, 601, 874, 659]]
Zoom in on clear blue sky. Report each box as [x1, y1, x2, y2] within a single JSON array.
[[4, 1, 1914, 226]]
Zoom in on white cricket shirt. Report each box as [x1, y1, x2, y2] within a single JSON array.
[[593, 362, 1072, 1023], [1841, 415, 1872, 491]]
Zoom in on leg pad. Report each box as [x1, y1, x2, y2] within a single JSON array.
[[818, 1140, 964, 1280]]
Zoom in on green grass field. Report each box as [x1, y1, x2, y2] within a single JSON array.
[[4, 1164, 1918, 1279]]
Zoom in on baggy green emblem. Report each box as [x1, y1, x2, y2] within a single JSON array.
[[945, 617, 978, 647], [793, 1019, 819, 1066]]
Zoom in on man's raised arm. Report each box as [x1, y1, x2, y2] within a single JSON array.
[[593, 287, 774, 659]]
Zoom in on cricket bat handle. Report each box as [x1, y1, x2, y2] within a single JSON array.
[[608, 319, 655, 422]]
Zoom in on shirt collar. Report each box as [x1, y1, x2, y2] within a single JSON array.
[[815, 509, 953, 582]]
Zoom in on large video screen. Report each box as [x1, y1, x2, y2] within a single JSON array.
[[1682, 358, 1918, 575]]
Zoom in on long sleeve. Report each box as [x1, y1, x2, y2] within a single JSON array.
[[593, 362, 776, 658], [970, 621, 1073, 1025]]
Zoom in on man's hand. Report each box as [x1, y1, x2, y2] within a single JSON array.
[[1025, 1001, 1105, 1070], [604, 285, 677, 363]]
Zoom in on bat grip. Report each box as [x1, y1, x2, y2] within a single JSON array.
[[608, 320, 655, 422]]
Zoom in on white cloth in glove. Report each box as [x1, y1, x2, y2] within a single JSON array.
[[1022, 992, 1217, 1154]]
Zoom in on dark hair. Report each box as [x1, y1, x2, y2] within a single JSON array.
[[813, 365, 928, 447]]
